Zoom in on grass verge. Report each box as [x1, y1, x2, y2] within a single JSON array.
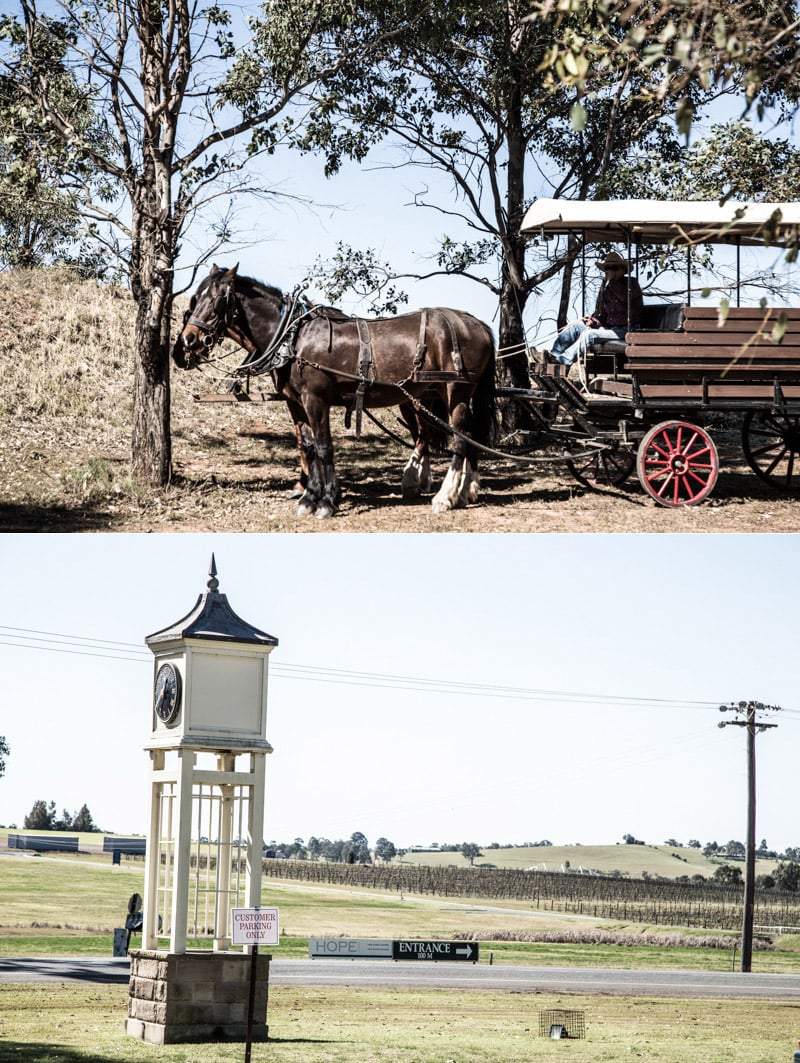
[[1, 983, 798, 1063]]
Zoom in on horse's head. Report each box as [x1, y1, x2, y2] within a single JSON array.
[[173, 263, 239, 369]]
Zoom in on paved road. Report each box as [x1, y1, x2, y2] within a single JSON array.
[[3, 956, 800, 1000]]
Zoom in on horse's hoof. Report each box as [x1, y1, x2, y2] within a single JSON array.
[[296, 499, 317, 517], [431, 497, 453, 514], [315, 500, 336, 519]]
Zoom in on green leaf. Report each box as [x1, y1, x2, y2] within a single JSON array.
[[569, 101, 587, 131]]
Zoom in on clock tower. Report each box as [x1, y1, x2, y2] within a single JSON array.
[[127, 557, 278, 1046]]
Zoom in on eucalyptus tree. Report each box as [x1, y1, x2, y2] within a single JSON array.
[[2, 0, 407, 486], [289, 0, 721, 398], [0, 14, 108, 273], [526, 0, 800, 138]]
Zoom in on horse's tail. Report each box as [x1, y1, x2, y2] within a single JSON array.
[[469, 330, 498, 447]]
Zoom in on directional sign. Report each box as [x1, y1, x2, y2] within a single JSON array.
[[308, 939, 478, 962], [309, 939, 393, 958], [392, 941, 478, 962], [231, 907, 280, 946]]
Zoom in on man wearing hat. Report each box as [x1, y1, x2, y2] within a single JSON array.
[[547, 251, 643, 366]]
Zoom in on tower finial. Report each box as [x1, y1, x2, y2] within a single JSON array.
[[208, 553, 219, 592]]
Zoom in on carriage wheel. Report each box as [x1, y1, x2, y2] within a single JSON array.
[[566, 443, 635, 489], [741, 410, 800, 494], [636, 420, 719, 507]]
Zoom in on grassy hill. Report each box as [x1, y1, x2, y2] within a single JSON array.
[[395, 843, 777, 880], [0, 830, 778, 881]]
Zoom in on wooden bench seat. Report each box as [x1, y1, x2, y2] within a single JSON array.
[[637, 383, 800, 401], [621, 305, 800, 388]]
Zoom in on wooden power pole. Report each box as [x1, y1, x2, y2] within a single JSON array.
[[718, 700, 780, 973]]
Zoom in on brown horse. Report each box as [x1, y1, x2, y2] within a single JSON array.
[[173, 265, 496, 518]]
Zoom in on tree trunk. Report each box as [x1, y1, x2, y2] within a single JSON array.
[[129, 6, 177, 490], [131, 295, 172, 486], [497, 52, 533, 430]]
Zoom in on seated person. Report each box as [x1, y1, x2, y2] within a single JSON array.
[[549, 251, 643, 366]]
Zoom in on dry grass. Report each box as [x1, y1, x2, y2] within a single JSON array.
[[1, 983, 798, 1063], [2, 267, 800, 531]]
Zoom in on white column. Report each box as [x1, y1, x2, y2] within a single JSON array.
[[170, 748, 196, 954], [247, 753, 267, 909], [142, 750, 165, 950], [214, 754, 236, 951]]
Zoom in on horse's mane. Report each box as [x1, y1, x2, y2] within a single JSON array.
[[231, 273, 350, 320], [234, 274, 284, 303]]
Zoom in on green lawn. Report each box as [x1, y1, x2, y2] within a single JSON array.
[[3, 851, 800, 1063], [1, 983, 797, 1063]]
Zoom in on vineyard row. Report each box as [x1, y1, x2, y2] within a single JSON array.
[[261, 859, 800, 932]]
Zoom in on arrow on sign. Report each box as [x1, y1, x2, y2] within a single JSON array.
[[456, 945, 475, 959]]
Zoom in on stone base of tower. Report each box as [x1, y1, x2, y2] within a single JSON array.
[[126, 949, 270, 1044]]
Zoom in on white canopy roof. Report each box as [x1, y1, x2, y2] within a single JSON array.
[[521, 198, 800, 246]]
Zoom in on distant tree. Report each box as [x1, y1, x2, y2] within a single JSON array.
[[321, 838, 345, 862], [714, 864, 743, 886], [461, 843, 482, 866], [623, 833, 644, 846], [307, 836, 321, 861], [703, 841, 720, 858], [665, 839, 680, 847], [24, 799, 56, 830], [784, 848, 800, 862], [0, 736, 8, 777], [724, 840, 746, 859], [348, 832, 372, 864], [374, 837, 397, 863], [688, 840, 702, 849], [773, 862, 800, 892], [55, 808, 73, 831], [71, 804, 99, 832]]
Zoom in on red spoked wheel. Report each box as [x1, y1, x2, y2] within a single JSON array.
[[636, 420, 719, 507]]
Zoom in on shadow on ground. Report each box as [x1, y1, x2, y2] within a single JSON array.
[[0, 501, 115, 532]]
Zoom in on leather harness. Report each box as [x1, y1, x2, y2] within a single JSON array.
[[346, 309, 469, 435]]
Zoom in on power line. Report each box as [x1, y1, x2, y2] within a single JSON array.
[[0, 624, 797, 715]]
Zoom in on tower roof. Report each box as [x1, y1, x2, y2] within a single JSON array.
[[146, 556, 279, 649]]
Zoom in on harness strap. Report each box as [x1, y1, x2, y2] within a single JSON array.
[[355, 318, 375, 437], [410, 310, 465, 383], [441, 310, 464, 373], [414, 309, 427, 369]]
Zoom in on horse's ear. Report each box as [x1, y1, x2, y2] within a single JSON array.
[[224, 263, 239, 279], [210, 263, 222, 276]]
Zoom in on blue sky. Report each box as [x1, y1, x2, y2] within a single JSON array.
[[1, 533, 798, 852]]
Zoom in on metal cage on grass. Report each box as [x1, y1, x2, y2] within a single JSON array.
[[538, 1009, 586, 1039]]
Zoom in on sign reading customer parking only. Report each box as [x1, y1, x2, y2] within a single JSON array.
[[231, 907, 280, 945]]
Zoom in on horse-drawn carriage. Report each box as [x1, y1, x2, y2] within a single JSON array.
[[515, 198, 800, 506], [175, 197, 800, 513]]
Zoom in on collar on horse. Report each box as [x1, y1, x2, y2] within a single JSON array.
[[235, 287, 311, 377]]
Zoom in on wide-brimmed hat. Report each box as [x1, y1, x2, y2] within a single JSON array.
[[597, 251, 629, 273]]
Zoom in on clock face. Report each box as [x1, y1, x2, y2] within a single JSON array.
[[154, 662, 182, 725]]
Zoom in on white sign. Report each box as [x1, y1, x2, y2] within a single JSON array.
[[309, 938, 392, 958], [231, 907, 279, 945]]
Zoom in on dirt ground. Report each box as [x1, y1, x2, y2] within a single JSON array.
[[2, 364, 799, 533]]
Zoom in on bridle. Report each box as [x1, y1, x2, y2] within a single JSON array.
[[186, 286, 237, 350]]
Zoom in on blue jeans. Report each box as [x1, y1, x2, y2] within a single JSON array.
[[550, 321, 626, 366]]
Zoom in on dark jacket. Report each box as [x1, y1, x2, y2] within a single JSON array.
[[593, 275, 643, 330]]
